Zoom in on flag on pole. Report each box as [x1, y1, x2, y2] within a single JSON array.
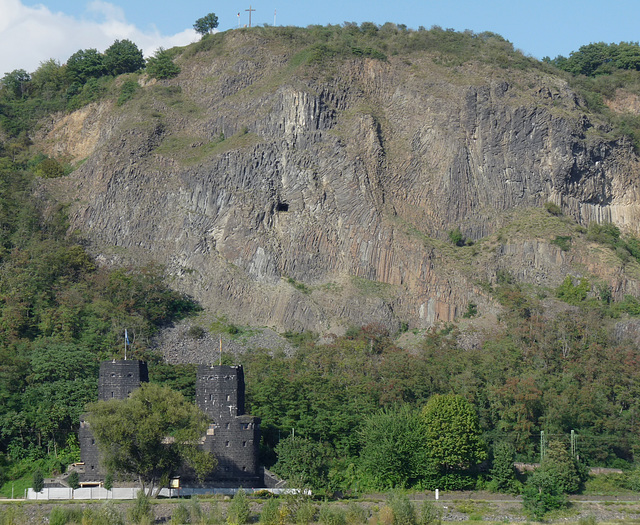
[[125, 329, 130, 346]]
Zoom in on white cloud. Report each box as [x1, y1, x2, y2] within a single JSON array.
[[0, 0, 198, 75]]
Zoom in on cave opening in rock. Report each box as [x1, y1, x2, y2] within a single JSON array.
[[276, 202, 289, 212]]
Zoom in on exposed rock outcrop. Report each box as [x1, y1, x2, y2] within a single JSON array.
[[39, 30, 640, 333]]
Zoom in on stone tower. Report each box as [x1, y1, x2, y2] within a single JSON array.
[[196, 365, 261, 483], [98, 360, 149, 401], [79, 360, 148, 481]]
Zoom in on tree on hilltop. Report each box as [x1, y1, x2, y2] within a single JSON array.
[[194, 13, 219, 35], [104, 39, 145, 76]]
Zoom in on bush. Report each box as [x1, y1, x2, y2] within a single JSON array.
[[259, 498, 280, 525], [544, 202, 563, 216], [227, 489, 251, 525], [32, 469, 44, 492], [128, 490, 153, 524], [81, 502, 125, 525], [146, 48, 181, 80], [387, 492, 416, 525], [418, 501, 441, 525], [117, 79, 139, 106], [318, 504, 347, 525], [67, 471, 80, 490], [172, 502, 191, 524], [295, 499, 317, 525], [448, 227, 466, 246], [550, 235, 572, 251], [488, 442, 522, 495], [50, 506, 84, 525], [522, 476, 567, 520], [346, 502, 367, 524]]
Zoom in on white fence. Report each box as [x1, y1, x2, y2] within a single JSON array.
[[27, 487, 302, 501]]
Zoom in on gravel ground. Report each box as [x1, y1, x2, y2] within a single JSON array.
[[152, 320, 295, 365], [5, 492, 640, 524]]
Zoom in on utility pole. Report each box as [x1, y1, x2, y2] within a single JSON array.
[[540, 430, 547, 462], [571, 429, 576, 458], [245, 5, 256, 28], [274, 9, 276, 26]]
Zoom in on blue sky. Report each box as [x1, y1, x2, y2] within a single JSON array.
[[2, 0, 639, 75]]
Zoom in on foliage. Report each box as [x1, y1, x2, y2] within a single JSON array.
[[67, 470, 79, 489], [146, 48, 181, 80], [34, 157, 65, 178], [128, 489, 153, 524], [81, 501, 126, 525], [87, 383, 215, 492], [462, 302, 477, 318], [387, 492, 416, 525], [522, 440, 587, 519], [273, 433, 329, 490], [66, 48, 106, 84], [418, 501, 441, 525], [104, 39, 145, 76], [32, 469, 43, 491], [421, 394, 487, 473], [318, 504, 346, 525], [488, 441, 522, 494], [117, 79, 139, 106], [537, 440, 587, 494], [259, 497, 281, 525], [544, 202, 563, 216], [358, 405, 428, 489], [551, 235, 572, 251], [104, 472, 114, 491], [227, 489, 251, 525], [550, 41, 640, 77], [345, 502, 367, 524], [172, 501, 192, 524], [556, 276, 591, 305], [447, 227, 466, 247], [194, 13, 219, 35], [522, 471, 568, 520], [49, 506, 83, 525], [1, 70, 31, 99]]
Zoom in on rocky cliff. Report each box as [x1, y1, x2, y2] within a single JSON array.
[[38, 28, 640, 334]]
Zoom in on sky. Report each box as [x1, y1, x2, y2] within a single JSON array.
[[1, 0, 639, 76]]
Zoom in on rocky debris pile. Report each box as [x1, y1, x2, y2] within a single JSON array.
[[153, 321, 296, 365]]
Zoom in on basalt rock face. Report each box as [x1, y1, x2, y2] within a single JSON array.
[[40, 31, 640, 333]]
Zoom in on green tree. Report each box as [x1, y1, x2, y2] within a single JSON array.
[[227, 488, 251, 525], [522, 440, 586, 519], [30, 59, 66, 100], [447, 227, 465, 247], [145, 48, 181, 80], [488, 441, 521, 494], [104, 39, 145, 76], [273, 433, 329, 490], [358, 405, 428, 488], [194, 13, 219, 35], [66, 48, 106, 84], [421, 394, 486, 479], [1, 69, 31, 99], [33, 469, 44, 492], [67, 470, 80, 490], [535, 440, 586, 494], [86, 383, 216, 494]]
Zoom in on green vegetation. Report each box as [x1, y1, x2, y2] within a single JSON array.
[[3, 24, 640, 507], [0, 145, 200, 493], [145, 47, 181, 80], [87, 383, 216, 494], [194, 13, 219, 36]]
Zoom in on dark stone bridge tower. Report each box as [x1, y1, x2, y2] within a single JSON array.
[[196, 365, 261, 484], [78, 360, 148, 481]]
